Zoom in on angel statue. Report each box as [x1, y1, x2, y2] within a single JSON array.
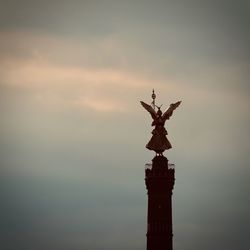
[[140, 90, 181, 155]]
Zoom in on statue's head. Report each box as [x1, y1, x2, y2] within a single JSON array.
[[157, 108, 162, 116]]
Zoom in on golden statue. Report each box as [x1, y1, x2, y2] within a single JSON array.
[[140, 90, 181, 155]]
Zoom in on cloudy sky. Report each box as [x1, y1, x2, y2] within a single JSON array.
[[0, 1, 249, 249]]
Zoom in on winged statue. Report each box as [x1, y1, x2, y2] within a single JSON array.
[[140, 92, 181, 155]]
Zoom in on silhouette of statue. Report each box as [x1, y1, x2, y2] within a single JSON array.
[[140, 90, 181, 155]]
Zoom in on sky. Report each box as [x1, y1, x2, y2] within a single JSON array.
[[0, 0, 249, 249]]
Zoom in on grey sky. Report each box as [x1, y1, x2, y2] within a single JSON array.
[[0, 1, 249, 250]]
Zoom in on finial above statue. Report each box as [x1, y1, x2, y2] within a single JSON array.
[[140, 90, 181, 155]]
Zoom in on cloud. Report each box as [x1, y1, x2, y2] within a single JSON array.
[[0, 31, 184, 115], [74, 97, 126, 112], [0, 3, 250, 250]]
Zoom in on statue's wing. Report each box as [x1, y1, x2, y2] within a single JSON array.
[[162, 101, 181, 121], [140, 101, 157, 120]]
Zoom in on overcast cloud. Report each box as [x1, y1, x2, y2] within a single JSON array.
[[0, 1, 249, 250]]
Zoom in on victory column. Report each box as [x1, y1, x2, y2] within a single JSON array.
[[141, 90, 181, 250]]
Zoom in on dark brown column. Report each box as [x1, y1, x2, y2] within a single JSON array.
[[145, 155, 175, 250]]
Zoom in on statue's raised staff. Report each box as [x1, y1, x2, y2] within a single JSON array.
[[140, 90, 181, 155]]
